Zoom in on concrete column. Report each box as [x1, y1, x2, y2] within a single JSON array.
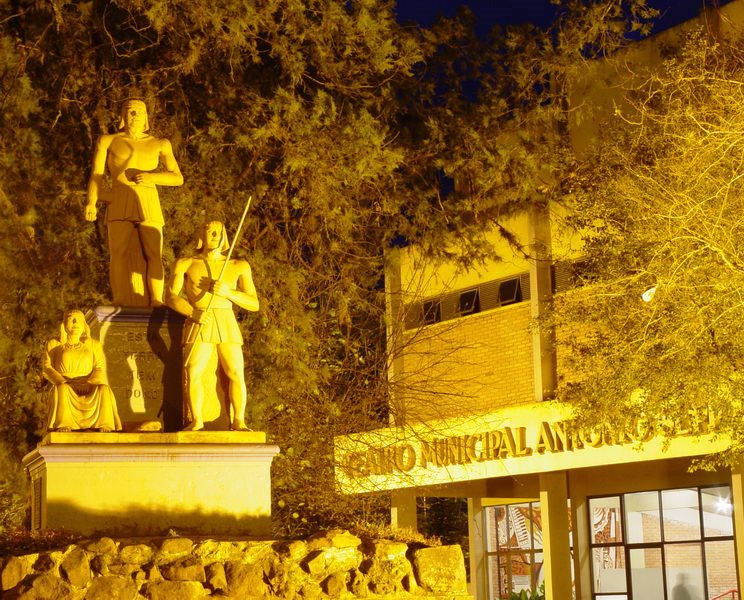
[[529, 202, 556, 402], [384, 248, 407, 425], [467, 497, 487, 600], [570, 493, 591, 599], [731, 465, 744, 592], [540, 471, 572, 600], [390, 489, 418, 530]]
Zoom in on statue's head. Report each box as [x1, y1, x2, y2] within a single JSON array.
[[118, 99, 150, 132], [197, 221, 230, 254], [60, 309, 90, 342]]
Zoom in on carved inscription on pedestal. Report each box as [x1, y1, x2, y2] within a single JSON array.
[[88, 307, 184, 431]]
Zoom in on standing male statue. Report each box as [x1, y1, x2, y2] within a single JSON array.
[[166, 221, 259, 431], [85, 99, 184, 306]]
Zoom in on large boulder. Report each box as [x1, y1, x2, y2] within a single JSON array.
[[119, 544, 153, 566], [304, 546, 362, 578], [85, 538, 118, 556], [16, 572, 74, 599], [59, 548, 91, 587], [142, 580, 209, 600], [160, 538, 193, 556], [85, 576, 138, 600], [413, 545, 468, 594], [2, 556, 33, 591], [225, 561, 268, 597], [205, 562, 227, 594], [160, 557, 205, 582]]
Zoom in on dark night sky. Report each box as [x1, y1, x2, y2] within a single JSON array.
[[394, 0, 732, 37]]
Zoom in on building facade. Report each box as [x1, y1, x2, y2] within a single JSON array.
[[335, 3, 744, 599]]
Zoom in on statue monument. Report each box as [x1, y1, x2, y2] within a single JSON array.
[[43, 309, 122, 432], [22, 102, 277, 538], [85, 98, 183, 307], [166, 220, 259, 431]]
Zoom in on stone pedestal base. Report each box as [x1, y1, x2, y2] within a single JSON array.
[[23, 432, 279, 536], [88, 306, 186, 432]]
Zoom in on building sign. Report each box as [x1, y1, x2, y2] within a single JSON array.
[[334, 401, 725, 494]]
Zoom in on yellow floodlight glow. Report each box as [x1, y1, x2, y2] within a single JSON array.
[[716, 496, 732, 514], [641, 285, 657, 303]]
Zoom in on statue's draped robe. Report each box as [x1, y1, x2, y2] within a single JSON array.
[[45, 339, 122, 431]]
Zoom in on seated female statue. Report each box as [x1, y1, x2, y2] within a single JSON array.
[[43, 309, 122, 432]]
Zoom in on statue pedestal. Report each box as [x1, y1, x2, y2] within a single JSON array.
[[23, 432, 280, 536], [88, 306, 234, 432], [88, 306, 185, 432]]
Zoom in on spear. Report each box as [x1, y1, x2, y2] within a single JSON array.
[[184, 195, 253, 365]]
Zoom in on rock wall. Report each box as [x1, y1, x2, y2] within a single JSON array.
[[0, 530, 471, 599]]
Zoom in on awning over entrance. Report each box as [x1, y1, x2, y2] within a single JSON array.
[[334, 400, 727, 495]]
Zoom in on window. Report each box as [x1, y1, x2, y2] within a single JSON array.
[[551, 259, 595, 293], [403, 273, 531, 329], [422, 299, 441, 325], [459, 289, 480, 316], [589, 485, 736, 600], [498, 278, 522, 306], [484, 501, 573, 599]]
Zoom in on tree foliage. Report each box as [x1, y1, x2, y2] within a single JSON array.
[[0, 0, 658, 534], [556, 28, 744, 465]]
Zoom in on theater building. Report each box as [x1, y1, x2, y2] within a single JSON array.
[[335, 3, 744, 599]]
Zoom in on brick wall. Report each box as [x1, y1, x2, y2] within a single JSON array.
[[392, 304, 535, 424]]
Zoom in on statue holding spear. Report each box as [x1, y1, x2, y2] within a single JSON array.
[[166, 199, 258, 431]]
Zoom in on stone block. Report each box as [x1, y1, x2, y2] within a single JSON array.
[[225, 561, 268, 596], [299, 582, 323, 600], [323, 571, 347, 597], [371, 539, 408, 560], [281, 540, 308, 561], [88, 306, 185, 432], [142, 580, 209, 600], [18, 572, 74, 599], [349, 568, 368, 597], [193, 540, 249, 563], [2, 556, 31, 591], [85, 576, 138, 600], [305, 546, 361, 578], [86, 538, 118, 555], [120, 544, 154, 565], [160, 557, 205, 582], [107, 563, 142, 578], [205, 562, 227, 593], [328, 530, 361, 549], [402, 570, 418, 593], [413, 545, 468, 594], [59, 548, 90, 587], [90, 554, 111, 576], [160, 537, 193, 555]]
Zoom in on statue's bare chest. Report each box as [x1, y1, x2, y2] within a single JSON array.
[[107, 136, 161, 171], [186, 260, 239, 287]]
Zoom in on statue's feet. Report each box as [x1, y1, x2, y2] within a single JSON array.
[[150, 300, 164, 308], [183, 421, 204, 431], [97, 427, 112, 433], [56, 427, 71, 432], [231, 420, 251, 431]]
